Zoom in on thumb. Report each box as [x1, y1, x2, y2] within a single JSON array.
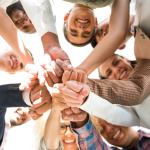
[[77, 84, 89, 101], [53, 83, 65, 91]]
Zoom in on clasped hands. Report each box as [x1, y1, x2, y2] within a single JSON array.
[[19, 53, 88, 121]]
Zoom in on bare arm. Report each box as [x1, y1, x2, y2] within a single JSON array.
[[78, 0, 130, 75], [0, 8, 33, 65]]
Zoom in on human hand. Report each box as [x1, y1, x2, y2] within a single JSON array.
[[19, 64, 45, 91], [29, 84, 51, 120], [62, 81, 90, 107], [39, 53, 63, 87], [56, 59, 87, 84], [62, 107, 88, 122]]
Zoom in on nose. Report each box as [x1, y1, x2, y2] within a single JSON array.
[[15, 58, 19, 65], [65, 126, 72, 135], [23, 17, 30, 25], [106, 123, 115, 134], [78, 25, 86, 29]]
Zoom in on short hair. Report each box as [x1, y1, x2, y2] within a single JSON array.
[[91, 18, 109, 48], [26, 48, 34, 61], [63, 22, 96, 47], [98, 54, 137, 79]]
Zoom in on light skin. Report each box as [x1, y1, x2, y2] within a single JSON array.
[[98, 55, 133, 80], [64, 4, 98, 44], [9, 107, 31, 128], [6, 1, 36, 34], [0, 48, 24, 74], [95, 15, 135, 49]]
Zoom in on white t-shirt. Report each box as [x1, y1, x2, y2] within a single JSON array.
[[20, 0, 57, 38]]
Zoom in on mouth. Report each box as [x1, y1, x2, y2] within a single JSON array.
[[76, 18, 89, 24], [113, 130, 121, 140], [63, 139, 76, 144], [119, 70, 127, 80], [16, 111, 26, 121], [9, 56, 14, 68]]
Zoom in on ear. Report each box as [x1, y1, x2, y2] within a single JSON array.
[[119, 44, 126, 50], [64, 13, 70, 22], [95, 18, 98, 27]]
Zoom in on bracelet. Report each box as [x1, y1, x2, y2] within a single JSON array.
[[76, 67, 88, 76]]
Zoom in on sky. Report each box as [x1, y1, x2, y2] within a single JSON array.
[[1, 0, 148, 149]]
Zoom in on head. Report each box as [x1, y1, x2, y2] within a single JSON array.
[[9, 107, 31, 128], [0, 48, 33, 74], [6, 1, 36, 34], [60, 120, 78, 150], [91, 18, 126, 49], [91, 115, 139, 148], [98, 54, 136, 80], [63, 4, 98, 46]]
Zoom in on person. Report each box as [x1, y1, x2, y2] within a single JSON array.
[[6, 1, 36, 34], [0, 107, 31, 149], [0, 47, 33, 74], [62, 108, 150, 150], [91, 15, 135, 49], [38, 85, 79, 150]]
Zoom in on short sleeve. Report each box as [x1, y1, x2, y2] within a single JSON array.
[[20, 0, 57, 38]]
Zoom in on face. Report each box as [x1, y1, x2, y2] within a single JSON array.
[[95, 18, 109, 43], [99, 119, 134, 148], [0, 48, 24, 74], [60, 121, 78, 150], [9, 107, 31, 127], [64, 4, 97, 44], [99, 55, 133, 80], [7, 2, 36, 34]]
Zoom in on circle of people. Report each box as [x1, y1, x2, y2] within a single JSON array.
[[0, 0, 150, 150]]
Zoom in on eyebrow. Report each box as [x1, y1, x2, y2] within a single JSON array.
[[69, 33, 91, 38], [112, 58, 117, 66]]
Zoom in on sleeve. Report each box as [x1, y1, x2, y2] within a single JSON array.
[[38, 136, 63, 150], [20, 0, 57, 38], [0, 83, 30, 107], [79, 92, 140, 127], [87, 59, 150, 106], [71, 117, 119, 150]]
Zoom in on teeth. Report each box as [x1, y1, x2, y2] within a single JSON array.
[[10, 58, 13, 68], [77, 19, 88, 23], [64, 140, 75, 143], [113, 130, 120, 139], [120, 71, 126, 79]]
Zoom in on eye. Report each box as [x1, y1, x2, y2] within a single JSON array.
[[107, 70, 112, 77], [20, 63, 23, 69], [61, 125, 66, 129], [114, 60, 119, 66], [101, 27, 103, 33], [84, 31, 91, 35], [70, 29, 76, 32]]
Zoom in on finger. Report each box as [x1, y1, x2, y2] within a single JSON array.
[[32, 97, 49, 109], [51, 61, 63, 77], [62, 70, 71, 84], [65, 81, 83, 93], [35, 102, 51, 114], [44, 73, 54, 87], [38, 68, 45, 86], [61, 110, 70, 121], [70, 71, 78, 81], [64, 107, 74, 115], [31, 84, 41, 95], [71, 107, 82, 114], [30, 91, 42, 103], [76, 72, 82, 83], [81, 73, 87, 84], [29, 111, 43, 120], [53, 83, 65, 91], [66, 102, 82, 107], [69, 112, 87, 122], [78, 85, 90, 101], [45, 64, 61, 83], [56, 59, 73, 71], [62, 86, 79, 98]]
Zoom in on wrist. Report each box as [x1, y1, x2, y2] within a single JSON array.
[[76, 67, 88, 77]]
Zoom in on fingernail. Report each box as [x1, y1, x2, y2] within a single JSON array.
[[78, 95, 84, 100], [56, 58, 60, 62], [67, 65, 72, 69]]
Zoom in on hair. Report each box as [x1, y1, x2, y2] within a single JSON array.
[[6, 1, 24, 19], [98, 54, 137, 79], [91, 18, 109, 48], [63, 22, 96, 47], [90, 115, 103, 134], [26, 48, 34, 61]]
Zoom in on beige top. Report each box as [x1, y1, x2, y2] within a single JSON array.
[[63, 0, 115, 9], [38, 137, 63, 150]]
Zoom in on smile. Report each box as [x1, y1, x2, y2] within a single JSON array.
[[63, 139, 75, 144], [113, 130, 121, 139], [120, 70, 127, 80], [76, 18, 89, 24], [9, 56, 14, 68]]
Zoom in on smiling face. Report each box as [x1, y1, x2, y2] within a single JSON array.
[[0, 48, 24, 74], [60, 121, 78, 150], [98, 119, 137, 148], [64, 4, 97, 45], [6, 1, 36, 34], [9, 107, 31, 127], [98, 55, 133, 80]]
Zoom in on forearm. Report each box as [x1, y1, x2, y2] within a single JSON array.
[[0, 8, 33, 65], [44, 108, 60, 149]]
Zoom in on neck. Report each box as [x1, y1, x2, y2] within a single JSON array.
[[129, 131, 141, 148]]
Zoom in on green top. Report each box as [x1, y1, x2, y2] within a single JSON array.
[[63, 0, 115, 9]]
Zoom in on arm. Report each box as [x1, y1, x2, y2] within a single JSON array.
[[78, 0, 130, 75], [0, 8, 33, 65]]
